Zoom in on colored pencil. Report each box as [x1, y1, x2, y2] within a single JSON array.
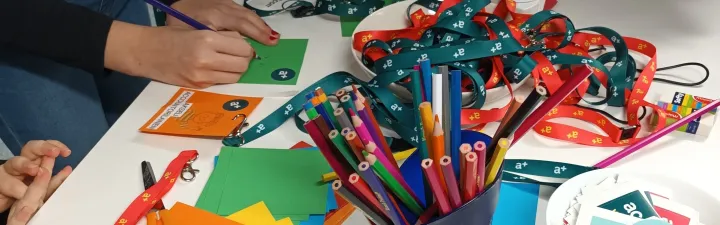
[[317, 89, 341, 129], [432, 73, 444, 123], [349, 173, 387, 218], [386, 192, 412, 225], [421, 159, 451, 215], [144, 0, 213, 30], [333, 180, 390, 225], [305, 92, 316, 101], [341, 127, 352, 136], [430, 116, 446, 188], [497, 96, 523, 133], [485, 138, 509, 188], [473, 141, 487, 191], [340, 95, 357, 117], [458, 144, 472, 187], [352, 85, 369, 106], [415, 203, 439, 225], [594, 99, 720, 168], [366, 154, 424, 215], [411, 70, 434, 205], [329, 130, 360, 170], [439, 66, 452, 159], [487, 92, 542, 162], [314, 101, 335, 130], [439, 156, 462, 209], [305, 119, 360, 198], [304, 102, 319, 120], [364, 142, 420, 204], [356, 102, 392, 165], [419, 102, 434, 152], [351, 110, 375, 144], [322, 148, 416, 183], [462, 152, 478, 203], [344, 131, 366, 161], [450, 70, 462, 175], [335, 89, 347, 99], [419, 59, 433, 102], [358, 162, 405, 225], [315, 114, 333, 139], [512, 66, 594, 145], [335, 108, 354, 132], [354, 96, 396, 171]]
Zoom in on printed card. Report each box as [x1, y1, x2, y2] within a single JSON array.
[[582, 183, 658, 219], [649, 196, 699, 225], [575, 206, 642, 225], [140, 88, 262, 137]]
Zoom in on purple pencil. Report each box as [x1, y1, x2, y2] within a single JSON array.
[[473, 141, 487, 191], [358, 162, 405, 225], [594, 100, 720, 168]]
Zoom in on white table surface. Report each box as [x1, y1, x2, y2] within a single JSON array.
[[30, 0, 720, 224]]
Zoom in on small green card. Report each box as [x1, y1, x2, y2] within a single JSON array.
[[238, 39, 308, 85], [340, 17, 363, 37], [598, 190, 659, 219]]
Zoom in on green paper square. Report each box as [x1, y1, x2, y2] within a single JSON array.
[[237, 39, 308, 85], [215, 147, 331, 216], [340, 17, 363, 37], [195, 149, 234, 213]]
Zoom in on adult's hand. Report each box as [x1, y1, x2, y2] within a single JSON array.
[[6, 156, 68, 225], [167, 0, 279, 45], [104, 21, 256, 88], [0, 141, 72, 213]]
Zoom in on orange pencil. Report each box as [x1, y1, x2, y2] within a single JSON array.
[[348, 173, 387, 218], [344, 131, 366, 161], [462, 152, 478, 202], [430, 116, 446, 189], [458, 143, 472, 187]]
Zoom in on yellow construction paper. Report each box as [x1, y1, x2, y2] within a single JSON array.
[[225, 201, 277, 225], [275, 218, 294, 225]]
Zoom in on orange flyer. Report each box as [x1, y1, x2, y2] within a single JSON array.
[[140, 88, 262, 138]]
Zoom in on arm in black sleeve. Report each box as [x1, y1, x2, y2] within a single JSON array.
[[0, 0, 114, 76]]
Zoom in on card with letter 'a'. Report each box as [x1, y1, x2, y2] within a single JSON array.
[[564, 174, 701, 225], [140, 88, 262, 138]]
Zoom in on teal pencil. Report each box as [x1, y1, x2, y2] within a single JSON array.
[[328, 130, 360, 171], [340, 95, 357, 117]]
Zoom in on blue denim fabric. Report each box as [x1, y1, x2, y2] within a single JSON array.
[[0, 0, 151, 174]]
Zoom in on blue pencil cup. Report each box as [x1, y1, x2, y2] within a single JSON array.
[[423, 165, 503, 225]]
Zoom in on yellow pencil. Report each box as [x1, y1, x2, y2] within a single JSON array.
[[485, 138, 510, 188], [321, 148, 416, 182]]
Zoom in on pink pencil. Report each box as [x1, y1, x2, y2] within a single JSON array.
[[440, 156, 462, 208], [350, 110, 374, 144], [473, 141, 487, 191], [594, 99, 720, 168], [512, 66, 594, 146], [365, 142, 422, 204]]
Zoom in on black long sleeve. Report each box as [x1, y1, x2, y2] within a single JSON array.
[[0, 0, 114, 76]]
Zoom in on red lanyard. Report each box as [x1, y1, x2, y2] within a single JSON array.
[[114, 150, 199, 225]]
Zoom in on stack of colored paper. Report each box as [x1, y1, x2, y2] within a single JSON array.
[[226, 201, 296, 225], [196, 147, 331, 224]]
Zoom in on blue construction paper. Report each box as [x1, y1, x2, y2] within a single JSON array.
[[214, 155, 218, 167], [326, 184, 337, 211], [299, 215, 325, 225], [491, 182, 540, 225], [398, 149, 426, 207]]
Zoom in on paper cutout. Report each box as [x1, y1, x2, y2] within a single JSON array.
[[139, 88, 262, 137], [634, 219, 672, 225], [492, 182, 540, 225], [340, 17, 362, 37], [238, 39, 308, 85], [226, 201, 277, 225], [276, 218, 294, 225], [198, 147, 330, 217], [164, 202, 241, 225]]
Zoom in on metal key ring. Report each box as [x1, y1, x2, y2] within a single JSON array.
[[181, 154, 200, 182]]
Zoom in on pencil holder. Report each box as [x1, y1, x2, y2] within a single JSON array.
[[422, 164, 503, 225]]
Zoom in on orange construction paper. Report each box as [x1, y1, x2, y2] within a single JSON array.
[[164, 202, 243, 225]]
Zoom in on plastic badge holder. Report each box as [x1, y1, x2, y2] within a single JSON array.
[[397, 130, 502, 225]]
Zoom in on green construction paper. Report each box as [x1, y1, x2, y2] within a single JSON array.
[[237, 39, 308, 85], [340, 17, 363, 37], [216, 147, 331, 216], [274, 214, 310, 221], [195, 149, 234, 213]]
